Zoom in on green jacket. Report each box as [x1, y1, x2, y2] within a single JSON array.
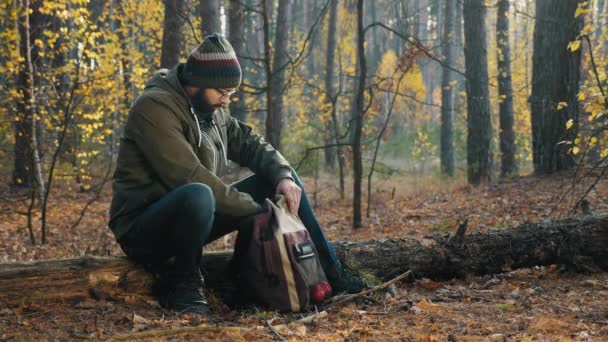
[[109, 64, 292, 240]]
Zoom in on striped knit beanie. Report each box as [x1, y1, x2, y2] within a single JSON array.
[[180, 33, 242, 89]]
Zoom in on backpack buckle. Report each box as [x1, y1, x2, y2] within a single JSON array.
[[293, 241, 315, 260]]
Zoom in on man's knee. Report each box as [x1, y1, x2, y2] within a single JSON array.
[[176, 183, 215, 241], [179, 183, 215, 215]]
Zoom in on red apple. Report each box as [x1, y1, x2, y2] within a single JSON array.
[[319, 281, 332, 298], [310, 283, 326, 304]]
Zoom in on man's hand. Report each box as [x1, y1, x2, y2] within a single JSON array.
[[276, 178, 301, 216]]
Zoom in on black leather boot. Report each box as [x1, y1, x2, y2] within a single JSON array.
[[162, 267, 209, 314]]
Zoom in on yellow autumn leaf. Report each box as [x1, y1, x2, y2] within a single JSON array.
[[589, 136, 598, 147], [577, 91, 586, 102], [557, 102, 568, 111], [575, 7, 586, 18], [601, 149, 608, 159], [568, 40, 581, 52], [566, 119, 574, 129], [572, 146, 580, 155]]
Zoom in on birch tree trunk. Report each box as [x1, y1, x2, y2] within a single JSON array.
[[17, 0, 46, 242]]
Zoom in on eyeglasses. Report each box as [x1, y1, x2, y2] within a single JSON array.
[[215, 88, 237, 99]]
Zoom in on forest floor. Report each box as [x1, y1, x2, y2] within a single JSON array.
[[1, 171, 608, 341]]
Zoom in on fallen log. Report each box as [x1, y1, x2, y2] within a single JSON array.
[[1, 214, 607, 307]]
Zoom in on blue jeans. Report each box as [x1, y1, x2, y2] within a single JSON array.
[[118, 170, 339, 276]]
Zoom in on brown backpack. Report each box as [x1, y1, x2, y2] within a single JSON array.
[[237, 197, 330, 312]]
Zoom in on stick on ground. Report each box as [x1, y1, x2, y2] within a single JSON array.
[[326, 270, 412, 307]]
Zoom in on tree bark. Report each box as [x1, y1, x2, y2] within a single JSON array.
[[228, 0, 247, 122], [351, 0, 366, 229], [2, 214, 607, 307], [13, 0, 44, 189], [266, 0, 291, 150], [496, 0, 517, 177], [463, 0, 493, 185], [417, 1, 433, 112], [160, 0, 185, 69], [324, 0, 345, 192], [440, 0, 456, 176], [199, 0, 221, 37], [530, 0, 583, 174]]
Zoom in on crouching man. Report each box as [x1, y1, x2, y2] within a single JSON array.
[[109, 33, 366, 314]]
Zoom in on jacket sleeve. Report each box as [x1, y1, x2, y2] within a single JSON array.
[[127, 97, 263, 217], [225, 116, 293, 187]]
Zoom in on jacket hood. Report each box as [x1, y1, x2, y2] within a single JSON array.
[[146, 64, 189, 106]]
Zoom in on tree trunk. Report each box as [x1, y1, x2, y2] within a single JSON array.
[[530, 0, 583, 174], [496, 0, 517, 177], [351, 0, 366, 229], [13, 0, 44, 189], [160, 0, 185, 69], [228, 0, 247, 122], [200, 0, 221, 38], [596, 0, 607, 42], [323, 0, 337, 169], [463, 0, 493, 185], [393, 0, 408, 54], [326, 0, 345, 197], [367, 0, 380, 75], [2, 214, 607, 307], [454, 0, 466, 118], [440, 0, 456, 177], [417, 1, 433, 112], [265, 0, 291, 150]]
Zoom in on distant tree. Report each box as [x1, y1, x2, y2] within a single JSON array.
[[14, 0, 44, 189], [351, 0, 366, 229], [530, 0, 583, 174], [265, 0, 291, 149], [228, 0, 247, 121], [160, 0, 185, 69], [200, 0, 221, 37], [496, 0, 517, 177], [440, 0, 456, 176], [324, 0, 345, 197], [415, 0, 433, 111], [463, 0, 493, 184]]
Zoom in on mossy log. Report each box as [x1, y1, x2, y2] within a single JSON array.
[[1, 214, 606, 307]]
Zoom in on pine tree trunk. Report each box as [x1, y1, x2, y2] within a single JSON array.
[[440, 0, 456, 176], [199, 0, 221, 37], [496, 0, 517, 177], [2, 215, 607, 306], [324, 0, 338, 172], [265, 0, 291, 150], [463, 0, 493, 185], [228, 0, 247, 122], [530, 0, 583, 174], [160, 0, 185, 69], [351, 0, 366, 229]]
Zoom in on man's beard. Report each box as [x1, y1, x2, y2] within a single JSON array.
[[191, 90, 219, 114]]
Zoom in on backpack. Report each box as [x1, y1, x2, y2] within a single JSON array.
[[237, 196, 330, 312]]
